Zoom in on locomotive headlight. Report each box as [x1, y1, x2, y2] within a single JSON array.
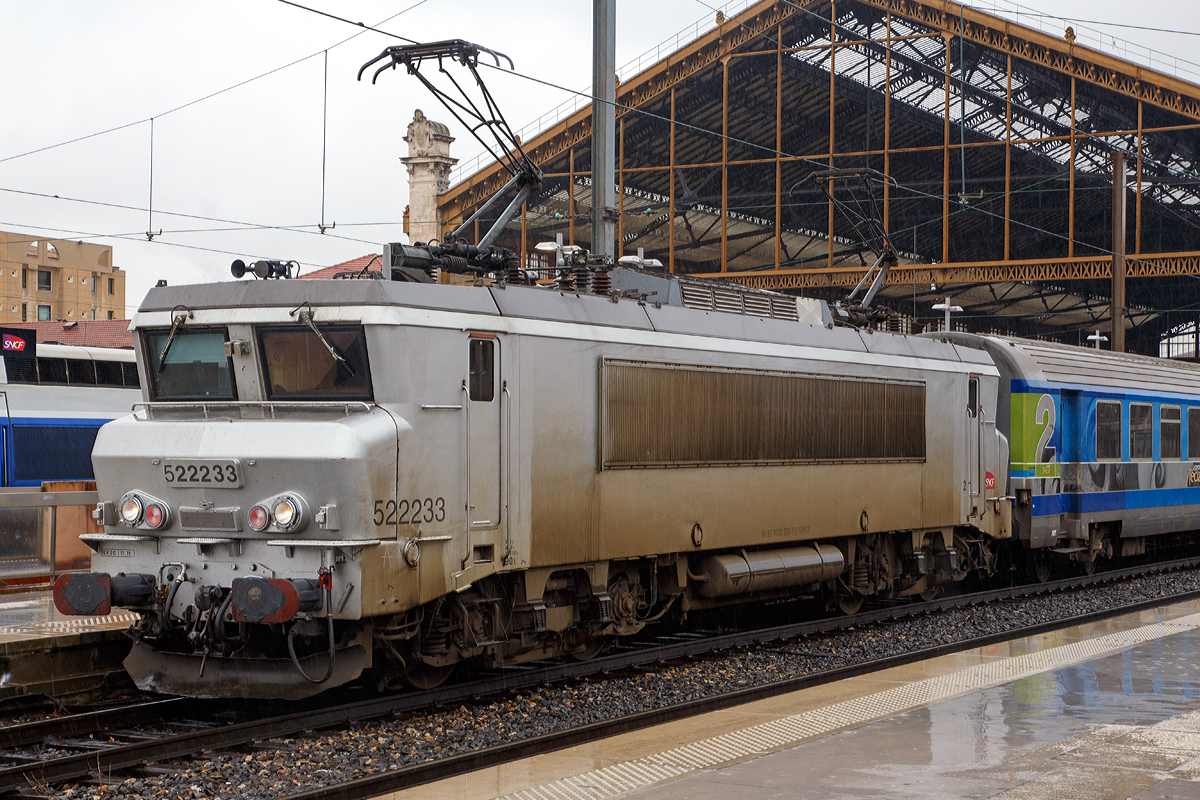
[[249, 493, 307, 533], [119, 493, 144, 526], [272, 497, 299, 530]]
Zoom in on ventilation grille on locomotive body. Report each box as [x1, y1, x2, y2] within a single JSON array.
[[678, 282, 800, 321], [600, 360, 926, 468]]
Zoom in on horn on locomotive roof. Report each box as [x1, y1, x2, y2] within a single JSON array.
[[231, 259, 297, 280], [360, 40, 540, 279], [808, 168, 899, 328]]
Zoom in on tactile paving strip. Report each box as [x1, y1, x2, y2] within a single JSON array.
[[0, 612, 139, 637], [498, 613, 1200, 800]]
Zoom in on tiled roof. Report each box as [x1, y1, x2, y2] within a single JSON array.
[[298, 254, 382, 280], [9, 320, 133, 349]]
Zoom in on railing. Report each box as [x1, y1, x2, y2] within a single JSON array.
[[132, 401, 375, 420], [449, 0, 1200, 187], [0, 489, 100, 585], [959, 0, 1200, 83]]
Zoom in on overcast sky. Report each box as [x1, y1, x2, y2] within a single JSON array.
[[2, 0, 1198, 316]]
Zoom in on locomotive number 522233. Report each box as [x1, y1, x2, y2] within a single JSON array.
[[374, 497, 446, 525]]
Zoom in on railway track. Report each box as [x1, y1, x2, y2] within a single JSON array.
[[8, 556, 1200, 798]]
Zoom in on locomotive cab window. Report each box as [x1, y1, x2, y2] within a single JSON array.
[[258, 324, 372, 401], [1161, 406, 1182, 460], [967, 377, 978, 418], [1130, 403, 1153, 460], [144, 328, 236, 401], [469, 338, 494, 402], [1096, 401, 1122, 461]]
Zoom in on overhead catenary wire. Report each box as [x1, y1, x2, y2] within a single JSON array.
[[4, 0, 1198, 313], [0, 0, 430, 166]]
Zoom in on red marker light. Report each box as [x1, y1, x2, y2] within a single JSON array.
[[249, 505, 269, 531], [144, 504, 164, 529]]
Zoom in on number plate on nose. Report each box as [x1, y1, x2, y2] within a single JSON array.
[[162, 460, 242, 488]]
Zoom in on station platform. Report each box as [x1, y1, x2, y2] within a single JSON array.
[[392, 600, 1200, 800], [0, 589, 138, 703]]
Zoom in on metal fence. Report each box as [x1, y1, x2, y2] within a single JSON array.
[[0, 489, 99, 584]]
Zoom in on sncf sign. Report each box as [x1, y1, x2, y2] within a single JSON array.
[[0, 328, 35, 359]]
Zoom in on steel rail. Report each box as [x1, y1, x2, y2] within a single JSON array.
[[0, 698, 193, 751], [2, 555, 1198, 795]]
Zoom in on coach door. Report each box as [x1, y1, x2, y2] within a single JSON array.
[[466, 336, 502, 535], [967, 376, 982, 503]]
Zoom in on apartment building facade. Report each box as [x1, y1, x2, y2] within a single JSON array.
[[0, 231, 126, 323]]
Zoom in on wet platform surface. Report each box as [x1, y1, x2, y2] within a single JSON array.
[[388, 600, 1200, 800], [0, 589, 137, 701], [0, 589, 136, 644]]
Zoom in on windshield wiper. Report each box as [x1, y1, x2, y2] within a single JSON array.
[[290, 302, 354, 376], [157, 306, 193, 368]]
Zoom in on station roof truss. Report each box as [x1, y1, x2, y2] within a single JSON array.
[[437, 0, 1200, 351]]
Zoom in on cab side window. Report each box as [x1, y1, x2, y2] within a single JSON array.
[[469, 338, 494, 402]]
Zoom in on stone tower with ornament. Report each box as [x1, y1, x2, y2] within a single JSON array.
[[402, 109, 456, 246]]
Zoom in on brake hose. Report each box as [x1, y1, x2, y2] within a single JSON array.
[[288, 571, 336, 684]]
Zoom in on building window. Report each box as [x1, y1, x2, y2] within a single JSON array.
[[1130, 403, 1153, 459], [45, 242, 58, 260], [37, 270, 51, 292], [67, 275, 73, 283], [25, 240, 38, 258], [107, 311, 113, 320], [21, 303, 26, 322], [67, 309, 73, 317], [1162, 406, 1182, 460], [21, 268, 26, 290], [1097, 401, 1122, 461], [108, 278, 114, 295], [91, 276, 96, 296], [37, 304, 51, 321]]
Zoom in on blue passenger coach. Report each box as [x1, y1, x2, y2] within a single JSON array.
[[945, 333, 1200, 570], [0, 343, 140, 487]]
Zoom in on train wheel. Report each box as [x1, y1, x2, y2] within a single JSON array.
[[919, 587, 940, 602], [404, 662, 454, 690], [836, 592, 865, 615], [1030, 549, 1052, 583], [571, 637, 610, 661], [1079, 555, 1097, 576]]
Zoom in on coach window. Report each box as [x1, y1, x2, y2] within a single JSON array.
[[1162, 406, 1182, 460], [144, 328, 236, 400], [1190, 409, 1200, 460], [469, 338, 494, 402], [1130, 403, 1153, 460], [257, 324, 372, 401], [1096, 401, 1123, 461]]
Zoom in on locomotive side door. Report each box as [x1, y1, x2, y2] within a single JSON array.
[[967, 375, 982, 511], [466, 336, 502, 535]]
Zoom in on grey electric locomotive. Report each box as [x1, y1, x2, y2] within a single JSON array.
[[54, 266, 1011, 698]]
